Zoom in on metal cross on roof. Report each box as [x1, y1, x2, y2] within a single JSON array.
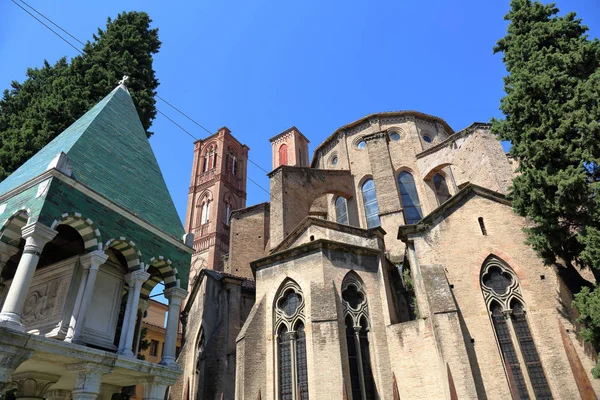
[[118, 75, 129, 85]]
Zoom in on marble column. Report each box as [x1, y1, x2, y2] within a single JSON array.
[[160, 287, 187, 365], [0, 223, 57, 330], [133, 299, 150, 355], [117, 270, 149, 357], [67, 363, 112, 400], [66, 251, 108, 344]]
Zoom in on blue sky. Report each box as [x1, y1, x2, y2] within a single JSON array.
[[1, 1, 599, 302]]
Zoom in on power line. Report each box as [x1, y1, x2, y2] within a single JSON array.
[[11, 0, 83, 55], [13, 0, 273, 176], [17, 0, 86, 47]]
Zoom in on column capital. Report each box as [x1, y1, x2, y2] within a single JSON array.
[[79, 250, 108, 269], [11, 372, 60, 398], [124, 270, 150, 286], [140, 376, 175, 400], [21, 222, 57, 246], [138, 299, 150, 312], [80, 250, 108, 271], [164, 287, 188, 303]]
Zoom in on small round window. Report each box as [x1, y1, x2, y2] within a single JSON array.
[[422, 135, 432, 143], [357, 140, 367, 150], [331, 156, 338, 166], [390, 132, 400, 141]]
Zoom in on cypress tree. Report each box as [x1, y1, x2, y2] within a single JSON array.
[[0, 11, 160, 180], [493, 0, 600, 375], [492, 0, 600, 277]]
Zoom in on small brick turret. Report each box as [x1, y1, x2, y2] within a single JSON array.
[[269, 126, 310, 170]]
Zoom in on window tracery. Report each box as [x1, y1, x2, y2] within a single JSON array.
[[397, 171, 423, 224], [481, 256, 552, 399], [361, 179, 380, 229], [335, 196, 348, 225], [341, 273, 375, 400], [275, 280, 309, 400]]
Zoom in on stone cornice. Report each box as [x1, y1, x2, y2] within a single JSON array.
[[397, 183, 510, 241]]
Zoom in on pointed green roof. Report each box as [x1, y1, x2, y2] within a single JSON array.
[[0, 85, 184, 239]]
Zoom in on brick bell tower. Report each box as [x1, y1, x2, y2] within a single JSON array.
[[185, 127, 249, 284]]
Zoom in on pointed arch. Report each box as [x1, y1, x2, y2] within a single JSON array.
[[274, 278, 309, 399], [0, 209, 30, 245], [50, 212, 102, 252], [105, 237, 143, 271], [341, 270, 375, 400], [481, 255, 551, 398]]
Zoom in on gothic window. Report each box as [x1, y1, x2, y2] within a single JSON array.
[[433, 173, 452, 205], [231, 155, 237, 175], [208, 147, 216, 171], [342, 273, 375, 400], [481, 256, 552, 399], [201, 201, 210, 225], [275, 280, 309, 400], [195, 329, 205, 372], [361, 179, 380, 228], [203, 151, 209, 172], [397, 171, 423, 224], [279, 144, 288, 166], [335, 196, 349, 225]]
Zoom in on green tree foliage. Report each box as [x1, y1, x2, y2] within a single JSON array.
[[492, 0, 600, 275], [573, 286, 600, 377], [0, 11, 160, 180], [493, 0, 600, 376]]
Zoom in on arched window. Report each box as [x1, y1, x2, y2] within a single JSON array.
[[342, 273, 375, 400], [335, 196, 348, 225], [275, 280, 309, 400], [279, 144, 288, 166], [481, 257, 551, 399], [397, 171, 423, 224], [231, 155, 237, 175], [361, 179, 380, 228], [433, 173, 451, 205], [208, 147, 215, 171], [200, 201, 210, 225], [203, 151, 209, 172], [225, 203, 232, 226]]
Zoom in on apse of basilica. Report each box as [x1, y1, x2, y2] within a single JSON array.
[[173, 112, 600, 400]]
